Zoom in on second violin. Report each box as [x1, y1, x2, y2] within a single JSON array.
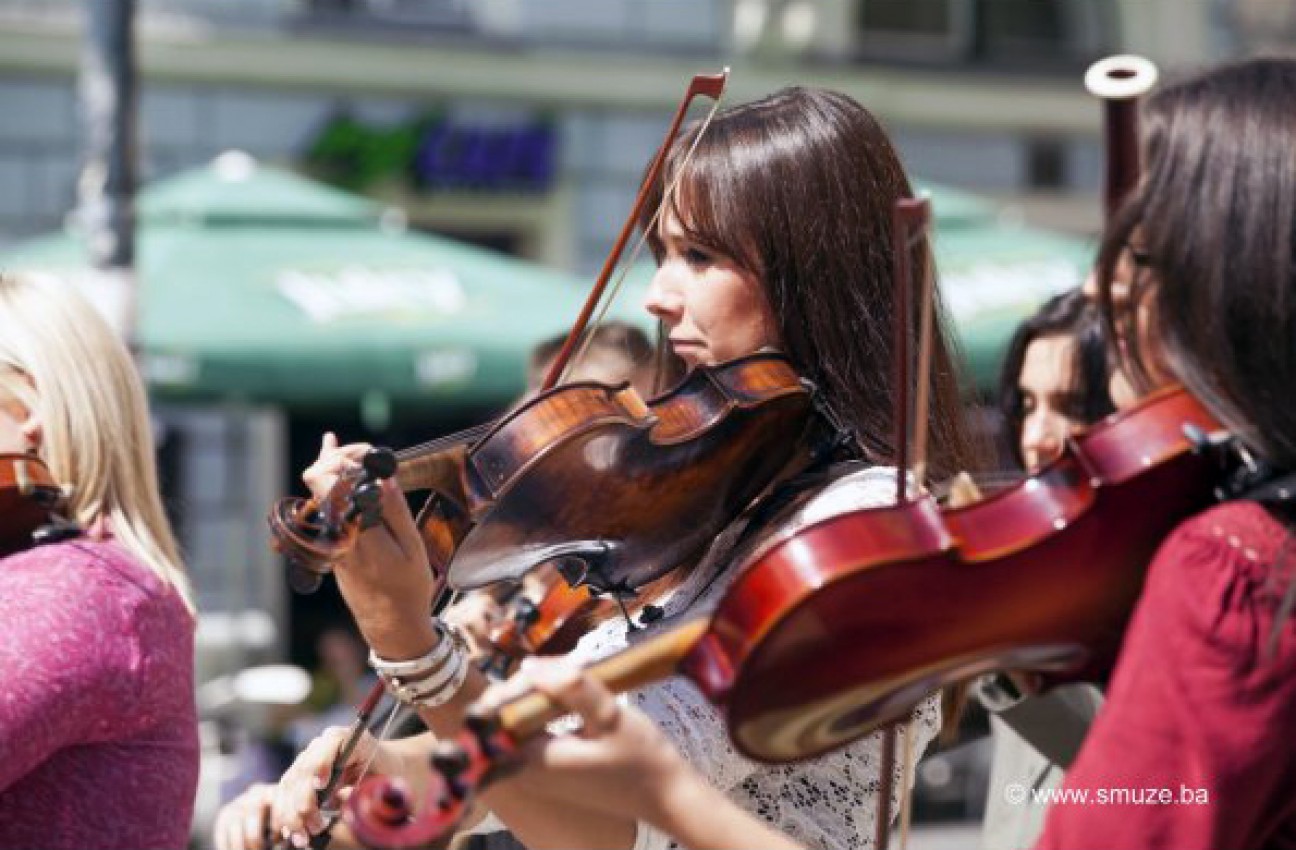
[[0, 453, 75, 557]]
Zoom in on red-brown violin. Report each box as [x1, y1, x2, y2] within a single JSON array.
[[479, 564, 599, 677]]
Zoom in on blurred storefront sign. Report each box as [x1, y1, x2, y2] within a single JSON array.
[[303, 112, 557, 195]]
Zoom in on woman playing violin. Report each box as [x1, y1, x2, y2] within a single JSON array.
[[483, 57, 1296, 850], [0, 274, 198, 849], [1033, 55, 1296, 850], [222, 85, 981, 850]]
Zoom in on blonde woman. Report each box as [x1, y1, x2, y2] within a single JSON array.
[[0, 273, 198, 849]]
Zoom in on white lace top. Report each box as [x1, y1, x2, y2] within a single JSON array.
[[575, 465, 941, 850]]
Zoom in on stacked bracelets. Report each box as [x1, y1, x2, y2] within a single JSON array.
[[368, 619, 471, 709]]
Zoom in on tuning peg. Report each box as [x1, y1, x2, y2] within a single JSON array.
[[429, 741, 474, 802], [430, 742, 471, 781], [363, 448, 399, 481], [31, 518, 82, 547]]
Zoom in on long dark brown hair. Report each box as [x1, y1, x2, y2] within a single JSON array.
[[998, 287, 1114, 468], [1094, 59, 1296, 655], [1095, 58, 1296, 471], [639, 86, 981, 483]]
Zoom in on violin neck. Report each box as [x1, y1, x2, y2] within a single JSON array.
[[395, 444, 470, 495], [497, 617, 712, 739]]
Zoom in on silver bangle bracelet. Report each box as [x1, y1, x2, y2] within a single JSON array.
[[409, 642, 471, 709], [368, 620, 453, 678], [389, 643, 463, 700], [384, 623, 471, 709]]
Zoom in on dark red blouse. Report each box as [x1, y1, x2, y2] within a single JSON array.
[[1037, 501, 1296, 849]]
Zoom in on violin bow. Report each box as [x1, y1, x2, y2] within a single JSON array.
[[877, 194, 934, 850], [540, 69, 729, 393], [1084, 55, 1158, 223], [297, 569, 455, 850]]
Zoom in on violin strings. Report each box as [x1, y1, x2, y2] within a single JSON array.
[[346, 698, 404, 808], [395, 421, 495, 462]]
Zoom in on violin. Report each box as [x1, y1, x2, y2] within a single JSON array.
[[479, 564, 599, 677], [271, 350, 814, 597], [0, 453, 75, 558], [267, 72, 818, 601]]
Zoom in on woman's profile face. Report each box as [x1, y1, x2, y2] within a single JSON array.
[[644, 209, 781, 369], [1017, 334, 1084, 471], [1082, 244, 1176, 410]]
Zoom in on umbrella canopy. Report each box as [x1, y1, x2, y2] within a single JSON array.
[[3, 154, 589, 408], [3, 159, 1092, 405]]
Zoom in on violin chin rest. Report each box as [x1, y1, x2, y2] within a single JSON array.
[[448, 539, 618, 591]]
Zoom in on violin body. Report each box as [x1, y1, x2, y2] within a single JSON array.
[[270, 352, 811, 597], [0, 453, 69, 557], [447, 351, 812, 592], [482, 565, 598, 675], [682, 387, 1221, 763]]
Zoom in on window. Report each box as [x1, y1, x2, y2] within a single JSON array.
[[855, 0, 1114, 68], [856, 0, 973, 61]]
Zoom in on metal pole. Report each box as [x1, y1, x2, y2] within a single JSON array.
[[78, 0, 138, 345]]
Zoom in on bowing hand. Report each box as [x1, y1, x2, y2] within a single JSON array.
[[501, 658, 692, 828], [214, 783, 276, 850], [268, 726, 399, 849]]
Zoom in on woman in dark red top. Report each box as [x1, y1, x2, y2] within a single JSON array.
[[1032, 56, 1296, 849], [423, 58, 1296, 850]]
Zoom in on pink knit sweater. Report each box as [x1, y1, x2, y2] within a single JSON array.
[[0, 537, 198, 849]]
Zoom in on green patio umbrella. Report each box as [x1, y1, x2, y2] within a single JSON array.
[[2, 155, 589, 409], [4, 160, 1092, 405]]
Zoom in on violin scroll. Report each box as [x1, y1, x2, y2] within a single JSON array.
[[345, 716, 519, 850], [344, 774, 459, 850], [481, 566, 598, 677], [268, 447, 398, 594]]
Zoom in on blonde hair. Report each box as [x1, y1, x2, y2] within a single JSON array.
[[0, 273, 194, 613]]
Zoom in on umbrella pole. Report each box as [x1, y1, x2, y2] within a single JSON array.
[[79, 0, 140, 347]]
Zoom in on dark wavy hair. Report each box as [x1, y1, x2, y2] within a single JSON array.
[[639, 86, 981, 483], [998, 288, 1115, 468], [1094, 58, 1296, 471]]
